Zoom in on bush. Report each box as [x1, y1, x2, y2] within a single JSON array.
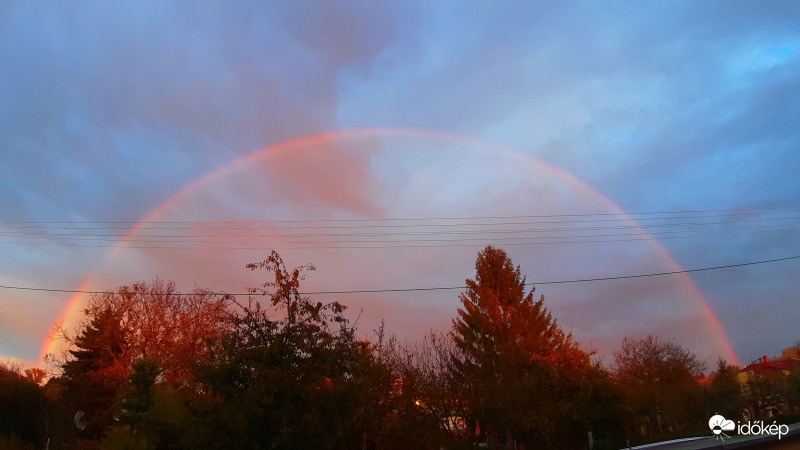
[[592, 438, 620, 450], [774, 413, 800, 426], [101, 426, 155, 450], [0, 435, 35, 450]]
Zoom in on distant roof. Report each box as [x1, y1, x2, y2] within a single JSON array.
[[740, 358, 800, 376]]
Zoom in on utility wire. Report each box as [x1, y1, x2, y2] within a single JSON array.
[[2, 217, 799, 240], [1, 222, 798, 246], [3, 206, 799, 225], [4, 211, 800, 231], [1, 224, 797, 249], [6, 216, 800, 238], [1, 254, 798, 296]]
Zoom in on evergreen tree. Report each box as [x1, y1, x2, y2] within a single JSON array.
[[706, 359, 742, 420], [451, 245, 594, 448], [61, 307, 129, 436]]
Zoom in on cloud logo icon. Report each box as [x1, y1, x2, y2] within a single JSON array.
[[709, 414, 735, 440]]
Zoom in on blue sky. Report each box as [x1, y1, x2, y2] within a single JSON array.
[[1, 1, 799, 368]]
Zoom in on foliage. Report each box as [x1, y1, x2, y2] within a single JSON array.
[[741, 370, 791, 421], [706, 359, 742, 420], [60, 305, 130, 436], [386, 331, 468, 438], [612, 335, 705, 438], [23, 368, 46, 385], [0, 362, 45, 445], [450, 245, 600, 448], [789, 369, 800, 405], [54, 279, 230, 439], [100, 425, 155, 450], [61, 279, 230, 383], [119, 358, 160, 429], [0, 434, 35, 450], [13, 247, 800, 449], [189, 251, 439, 449]]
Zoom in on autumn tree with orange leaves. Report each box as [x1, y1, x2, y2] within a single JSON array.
[[59, 279, 229, 383], [451, 246, 613, 449], [55, 279, 230, 436]]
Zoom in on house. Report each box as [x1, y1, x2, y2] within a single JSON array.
[[736, 347, 800, 418], [737, 347, 800, 384]]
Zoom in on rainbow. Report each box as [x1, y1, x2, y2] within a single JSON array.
[[39, 128, 740, 365]]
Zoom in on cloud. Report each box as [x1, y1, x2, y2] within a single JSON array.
[[0, 0, 407, 362], [1, 1, 799, 367], [0, 0, 406, 222], [334, 1, 800, 361]]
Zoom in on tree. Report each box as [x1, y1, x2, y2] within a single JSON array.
[[56, 279, 230, 438], [71, 279, 229, 382], [60, 306, 130, 436], [119, 358, 160, 428], [57, 278, 230, 383], [23, 368, 46, 385], [0, 362, 45, 446], [706, 359, 742, 420], [190, 251, 427, 449], [381, 330, 466, 446], [787, 369, 800, 411], [450, 245, 595, 448], [741, 368, 791, 421], [99, 358, 166, 449], [612, 335, 705, 438]]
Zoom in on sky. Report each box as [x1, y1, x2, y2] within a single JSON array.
[[1, 1, 799, 370]]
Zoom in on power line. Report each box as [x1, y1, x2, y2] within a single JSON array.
[[4, 215, 800, 238], [3, 206, 799, 225], [1, 254, 798, 296], [1, 222, 798, 246], [2, 217, 798, 242], [1, 224, 797, 250], [3, 211, 800, 231]]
